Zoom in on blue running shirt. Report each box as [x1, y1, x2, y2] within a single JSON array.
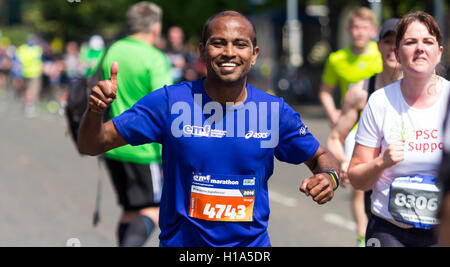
[[112, 79, 320, 246]]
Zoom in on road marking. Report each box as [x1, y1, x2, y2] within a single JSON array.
[[323, 213, 356, 232], [269, 190, 298, 207]]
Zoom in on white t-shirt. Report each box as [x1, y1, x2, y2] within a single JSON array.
[[355, 76, 450, 224]]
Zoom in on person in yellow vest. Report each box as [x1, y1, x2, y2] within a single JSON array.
[[319, 7, 382, 127], [327, 19, 403, 247], [16, 35, 43, 117]]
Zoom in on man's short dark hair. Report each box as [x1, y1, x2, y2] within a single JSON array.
[[201, 10, 257, 48]]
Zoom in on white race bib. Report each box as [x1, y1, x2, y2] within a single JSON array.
[[189, 172, 256, 222], [388, 175, 440, 229]]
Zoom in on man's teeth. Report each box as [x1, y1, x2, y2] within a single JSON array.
[[220, 63, 237, 67]]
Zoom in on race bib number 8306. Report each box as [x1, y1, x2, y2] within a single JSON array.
[[388, 175, 440, 229]]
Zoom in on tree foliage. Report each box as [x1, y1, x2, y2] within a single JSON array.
[[10, 0, 448, 43], [21, 0, 249, 42]]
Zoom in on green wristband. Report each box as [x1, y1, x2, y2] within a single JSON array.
[[321, 169, 339, 191]]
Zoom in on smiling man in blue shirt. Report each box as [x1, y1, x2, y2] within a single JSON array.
[[77, 10, 340, 247]]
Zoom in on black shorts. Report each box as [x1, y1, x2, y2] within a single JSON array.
[[104, 158, 163, 211], [364, 190, 372, 217], [366, 214, 437, 247]]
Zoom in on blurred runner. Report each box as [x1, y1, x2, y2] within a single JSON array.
[[80, 35, 105, 78], [0, 46, 11, 93], [63, 41, 84, 84], [165, 26, 189, 83], [319, 7, 382, 246], [16, 35, 43, 117], [327, 18, 402, 247], [319, 7, 382, 127], [9, 46, 24, 98], [98, 2, 172, 247]]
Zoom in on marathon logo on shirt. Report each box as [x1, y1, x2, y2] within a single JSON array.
[[193, 174, 240, 186], [183, 125, 227, 138], [193, 174, 211, 183], [170, 94, 279, 148]]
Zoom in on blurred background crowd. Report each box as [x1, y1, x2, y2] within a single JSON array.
[[0, 0, 449, 118]]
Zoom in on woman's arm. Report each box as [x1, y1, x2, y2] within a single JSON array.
[[348, 140, 405, 191]]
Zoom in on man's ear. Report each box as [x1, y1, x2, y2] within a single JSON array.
[[251, 45, 260, 66]]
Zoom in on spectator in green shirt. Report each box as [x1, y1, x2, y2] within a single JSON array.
[[98, 1, 173, 247]]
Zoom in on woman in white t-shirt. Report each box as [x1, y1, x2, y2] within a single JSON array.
[[348, 11, 449, 247]]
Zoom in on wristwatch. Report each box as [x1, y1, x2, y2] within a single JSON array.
[[321, 169, 340, 191]]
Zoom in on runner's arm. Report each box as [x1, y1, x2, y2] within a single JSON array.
[[327, 81, 367, 185], [78, 112, 127, 156], [77, 62, 128, 156], [327, 81, 366, 163], [319, 82, 340, 127], [348, 140, 404, 191], [300, 145, 340, 205]]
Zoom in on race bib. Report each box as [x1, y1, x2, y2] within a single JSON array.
[[189, 172, 256, 222], [388, 175, 440, 229]]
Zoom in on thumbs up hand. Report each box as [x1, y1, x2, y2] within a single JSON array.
[[88, 62, 118, 114]]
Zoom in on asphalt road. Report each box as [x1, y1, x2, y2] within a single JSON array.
[[0, 89, 356, 247]]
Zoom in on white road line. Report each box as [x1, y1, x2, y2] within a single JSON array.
[[323, 213, 356, 232], [269, 190, 298, 207], [268, 191, 356, 233]]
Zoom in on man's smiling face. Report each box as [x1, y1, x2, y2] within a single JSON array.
[[200, 15, 259, 85]]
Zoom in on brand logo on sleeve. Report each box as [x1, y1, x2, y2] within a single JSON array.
[[299, 125, 308, 136]]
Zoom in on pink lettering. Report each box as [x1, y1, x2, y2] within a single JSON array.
[[415, 143, 421, 151], [431, 143, 437, 153], [408, 141, 444, 153], [423, 143, 430, 153], [431, 129, 438, 139], [416, 130, 423, 140]]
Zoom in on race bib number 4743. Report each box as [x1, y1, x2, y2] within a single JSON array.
[[189, 173, 256, 222]]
